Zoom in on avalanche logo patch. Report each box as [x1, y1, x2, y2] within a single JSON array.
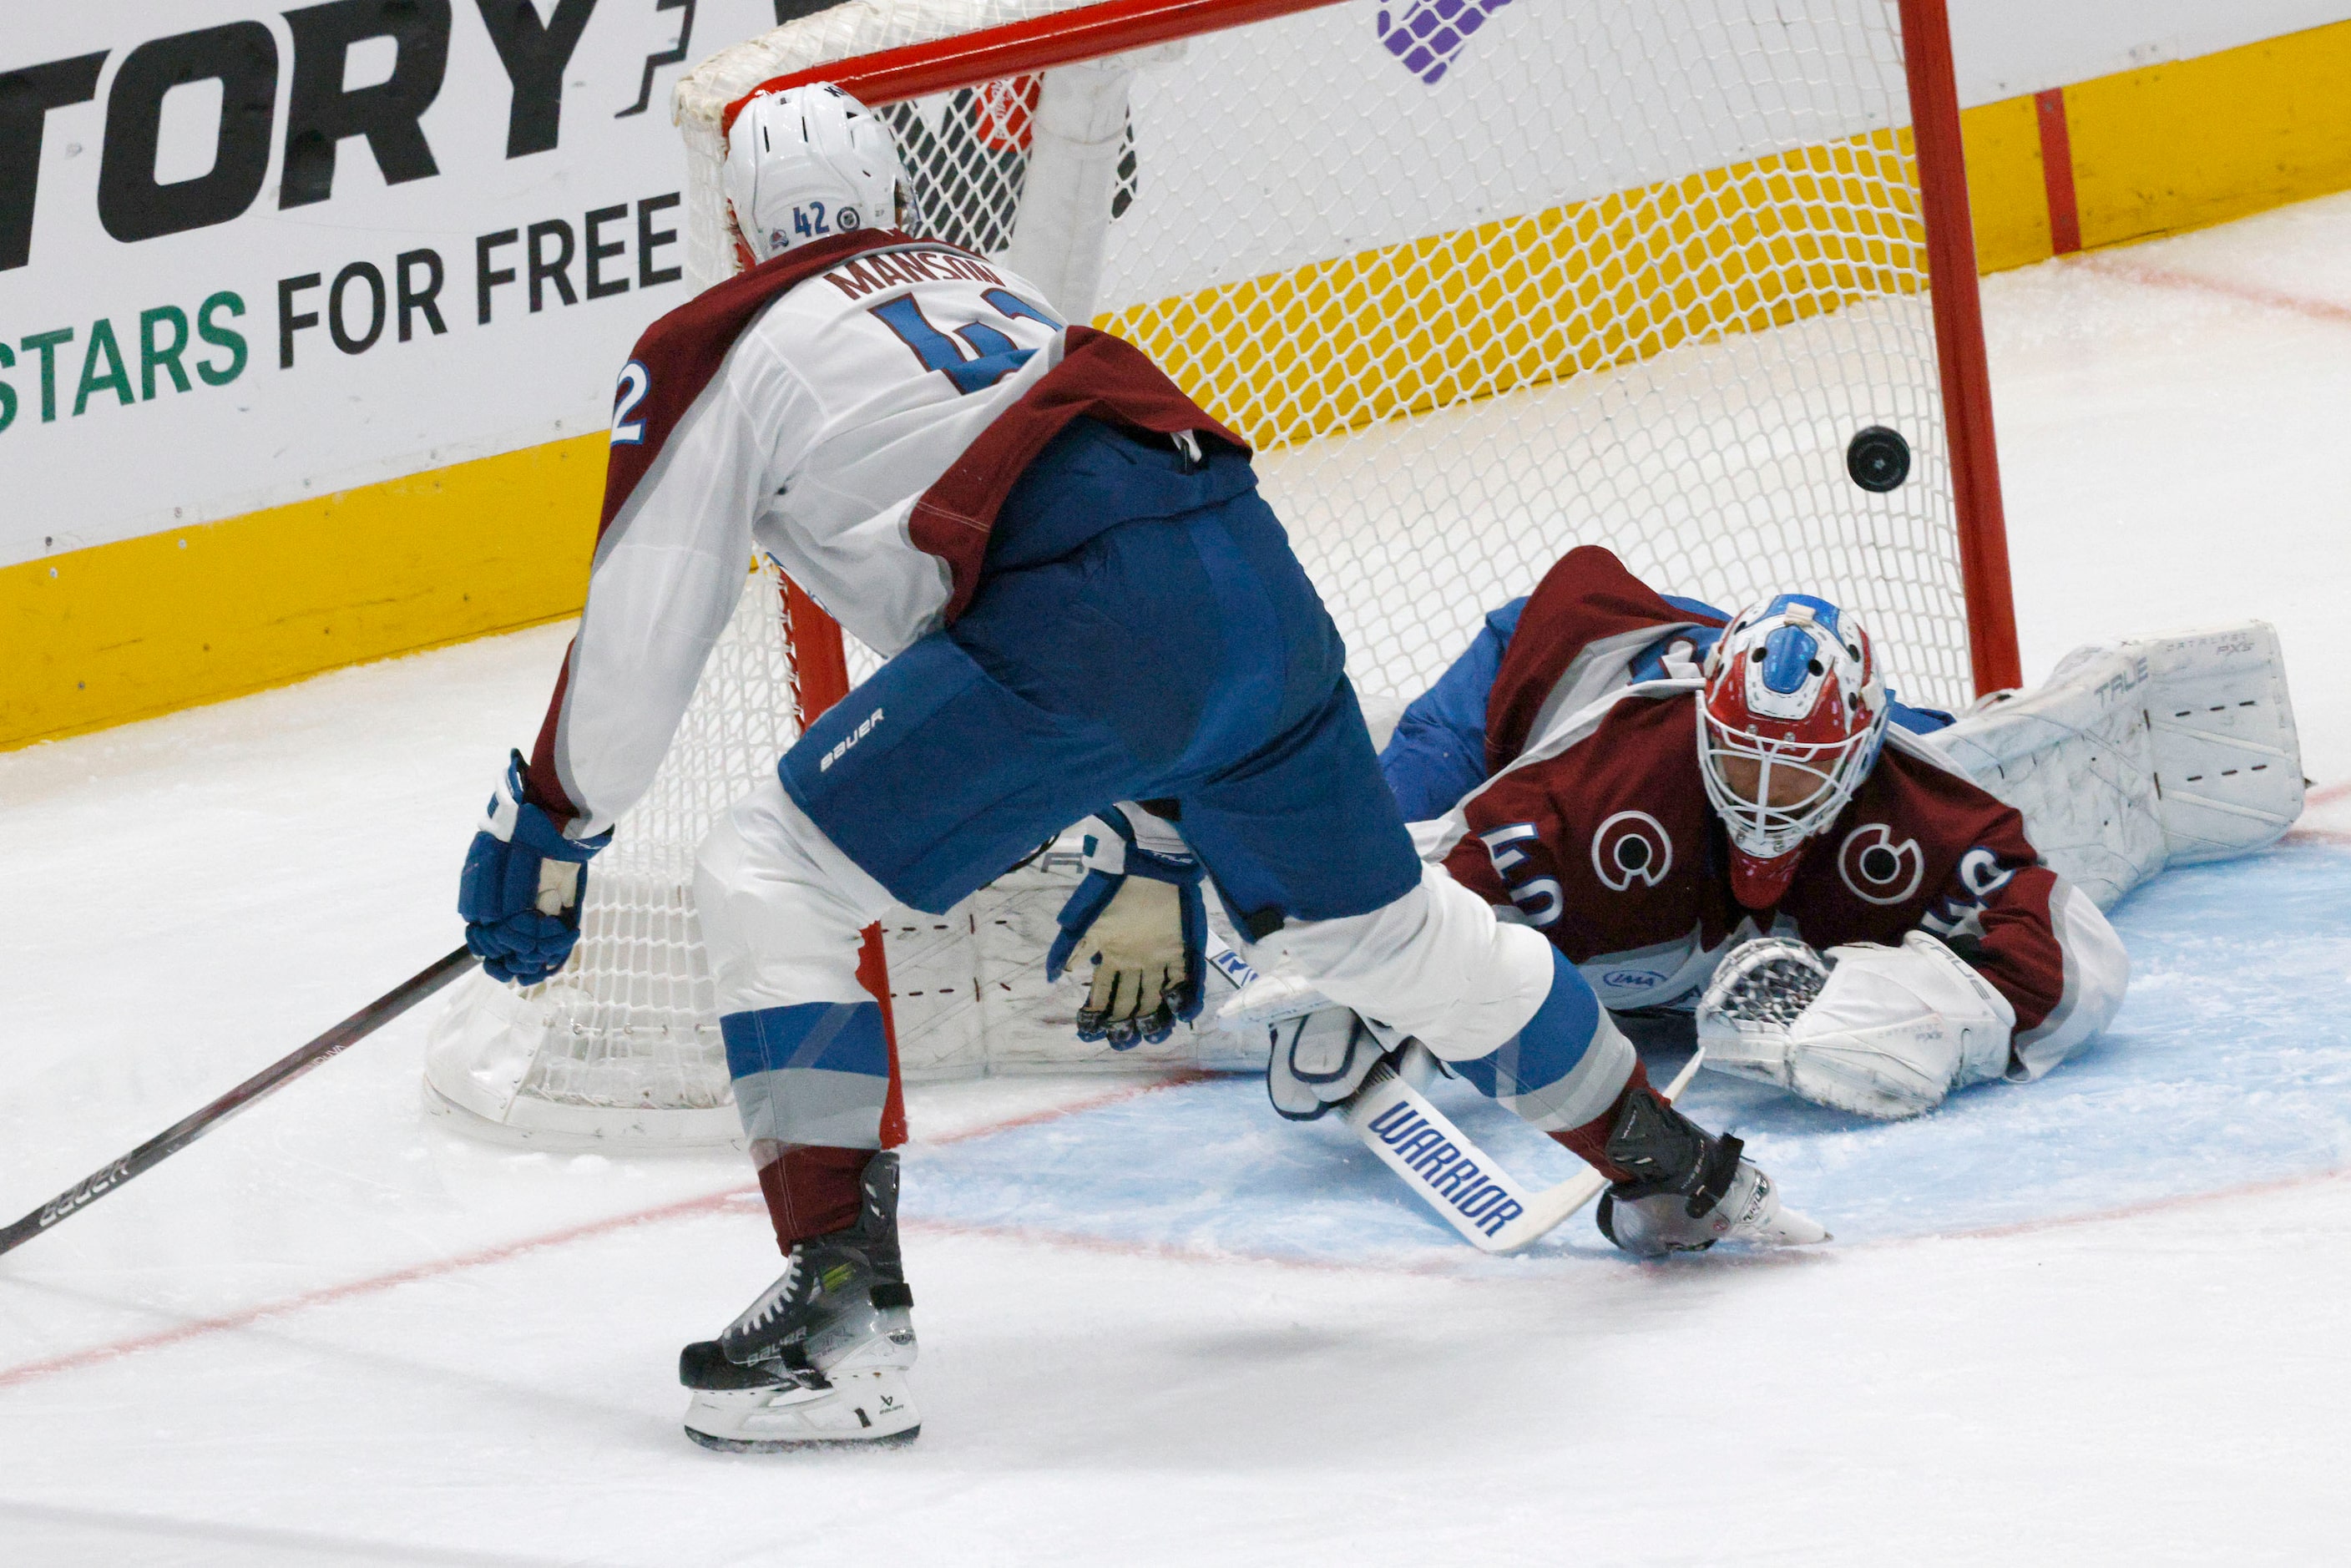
[[1838, 822, 1925, 906], [1590, 811, 1673, 892]]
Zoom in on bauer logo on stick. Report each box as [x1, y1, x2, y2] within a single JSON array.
[[38, 1157, 132, 1227]]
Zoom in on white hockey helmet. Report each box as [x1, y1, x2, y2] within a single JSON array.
[[1696, 594, 1890, 903], [724, 83, 911, 266]]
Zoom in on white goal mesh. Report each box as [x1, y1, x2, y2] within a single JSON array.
[[427, 0, 1995, 1147], [426, 563, 803, 1145]]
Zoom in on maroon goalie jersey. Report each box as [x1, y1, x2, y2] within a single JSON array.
[[1426, 548, 2125, 1080]]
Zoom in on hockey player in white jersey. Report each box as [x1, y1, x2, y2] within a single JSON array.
[[456, 84, 1823, 1452]]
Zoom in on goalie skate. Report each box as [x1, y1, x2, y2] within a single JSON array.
[[680, 1153, 921, 1451]]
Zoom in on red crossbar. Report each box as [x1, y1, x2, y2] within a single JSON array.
[[723, 0, 1352, 132]]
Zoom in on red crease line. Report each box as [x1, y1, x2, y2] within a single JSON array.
[[1879, 1164, 2349, 1247], [13, 1070, 2339, 1386]]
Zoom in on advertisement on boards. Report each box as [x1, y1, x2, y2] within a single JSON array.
[[0, 0, 806, 570]]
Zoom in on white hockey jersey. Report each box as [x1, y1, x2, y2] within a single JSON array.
[[521, 230, 1240, 837]]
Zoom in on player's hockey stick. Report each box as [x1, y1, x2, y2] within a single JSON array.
[[1206, 933, 1702, 1254], [1343, 1041, 1705, 1254], [0, 947, 478, 1260]]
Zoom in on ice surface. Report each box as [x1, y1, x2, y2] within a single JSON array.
[[6, 195, 2351, 1564]]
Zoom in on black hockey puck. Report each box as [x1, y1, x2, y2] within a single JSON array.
[[1847, 425, 1911, 492]]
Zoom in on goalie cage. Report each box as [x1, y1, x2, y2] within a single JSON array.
[[423, 0, 2021, 1149]]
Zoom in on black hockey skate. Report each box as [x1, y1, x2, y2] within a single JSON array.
[[680, 1151, 920, 1450], [1594, 1090, 1828, 1257]]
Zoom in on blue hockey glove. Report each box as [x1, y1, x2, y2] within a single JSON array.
[[1047, 804, 1207, 1048], [458, 751, 611, 985]]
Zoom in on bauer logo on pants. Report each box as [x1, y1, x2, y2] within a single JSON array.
[[820, 708, 886, 772]]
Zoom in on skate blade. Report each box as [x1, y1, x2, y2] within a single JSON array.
[[1752, 1205, 1832, 1247], [682, 1367, 919, 1450], [685, 1424, 922, 1454]]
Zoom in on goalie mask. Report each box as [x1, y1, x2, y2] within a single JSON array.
[[1696, 594, 1889, 908], [725, 83, 913, 266]]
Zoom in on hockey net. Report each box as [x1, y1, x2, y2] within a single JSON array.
[[424, 0, 2011, 1146]]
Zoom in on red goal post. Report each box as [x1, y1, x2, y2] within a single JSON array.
[[1894, 0, 2020, 695], [720, 0, 2020, 696]]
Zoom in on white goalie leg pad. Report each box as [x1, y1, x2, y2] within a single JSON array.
[[1926, 620, 2304, 910], [1779, 933, 2016, 1120], [2135, 622, 2305, 864], [1252, 863, 1555, 1064], [1923, 651, 2164, 911], [1217, 969, 1332, 1034]]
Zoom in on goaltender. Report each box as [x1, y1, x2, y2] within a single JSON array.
[[1364, 544, 2129, 1121]]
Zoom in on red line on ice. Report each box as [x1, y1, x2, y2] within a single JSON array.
[[2080, 255, 2351, 329], [10, 1071, 2347, 1387], [1890, 1164, 2351, 1247], [0, 1187, 756, 1391], [2284, 776, 2351, 844], [0, 1074, 1203, 1390]]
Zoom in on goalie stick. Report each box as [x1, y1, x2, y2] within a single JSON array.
[[1205, 933, 1702, 1253], [0, 948, 478, 1260]]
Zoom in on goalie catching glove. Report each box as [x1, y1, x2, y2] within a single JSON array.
[[458, 751, 610, 985], [1697, 932, 2015, 1120], [1047, 804, 1207, 1047]]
